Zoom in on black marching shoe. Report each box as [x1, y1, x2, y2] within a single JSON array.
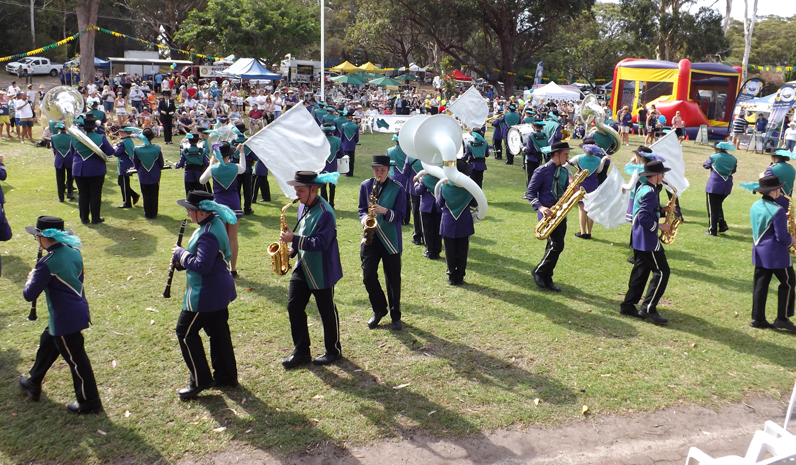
[[18, 377, 41, 401], [750, 319, 773, 329], [244, 209, 254, 216], [313, 352, 341, 365], [66, 398, 103, 414], [132, 193, 140, 205], [90, 217, 105, 224], [411, 239, 424, 246], [704, 230, 717, 236], [281, 353, 312, 369], [367, 311, 388, 329], [212, 378, 239, 388], [619, 305, 642, 318], [178, 384, 211, 400], [644, 310, 668, 325], [117, 204, 132, 208], [773, 318, 796, 332], [391, 320, 403, 330], [545, 280, 562, 292], [532, 270, 547, 289], [718, 224, 729, 233]]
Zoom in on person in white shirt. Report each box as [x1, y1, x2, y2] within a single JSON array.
[[784, 122, 796, 152], [129, 85, 145, 113], [256, 90, 267, 111], [87, 83, 98, 94], [183, 95, 197, 110], [15, 93, 35, 143], [7, 81, 21, 96], [26, 85, 37, 111], [272, 92, 283, 119]]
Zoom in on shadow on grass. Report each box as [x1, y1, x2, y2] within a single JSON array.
[[0, 348, 166, 464], [89, 222, 159, 257], [234, 276, 291, 305], [675, 266, 749, 292], [1, 254, 34, 288]]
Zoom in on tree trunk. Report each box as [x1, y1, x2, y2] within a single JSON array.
[[741, 0, 759, 81], [30, 0, 35, 48], [76, 0, 100, 86], [722, 0, 732, 33]]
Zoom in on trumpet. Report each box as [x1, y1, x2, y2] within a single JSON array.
[[485, 112, 504, 124], [268, 199, 299, 275], [535, 169, 589, 240]]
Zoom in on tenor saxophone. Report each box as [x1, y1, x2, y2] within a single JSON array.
[[659, 182, 682, 245], [535, 169, 589, 240], [268, 199, 299, 275], [784, 195, 796, 255], [362, 179, 379, 245]]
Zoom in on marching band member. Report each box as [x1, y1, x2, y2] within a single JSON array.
[[341, 113, 360, 179], [51, 123, 75, 202], [703, 141, 738, 236], [359, 155, 406, 330], [231, 122, 256, 216], [20, 216, 102, 413], [491, 109, 506, 160], [502, 103, 521, 165], [402, 155, 425, 246], [387, 134, 411, 225], [172, 191, 238, 398], [112, 126, 140, 208], [526, 141, 571, 292], [175, 132, 210, 196], [200, 141, 246, 277], [748, 175, 796, 331], [523, 120, 547, 192], [0, 154, 10, 275], [320, 123, 342, 208], [132, 128, 165, 219], [252, 155, 271, 203], [522, 108, 535, 124], [566, 144, 610, 239], [438, 160, 476, 285], [313, 101, 327, 125], [158, 90, 176, 145], [71, 113, 114, 225], [763, 149, 796, 209], [415, 171, 442, 260], [463, 129, 488, 189], [280, 171, 343, 368], [619, 161, 671, 325]]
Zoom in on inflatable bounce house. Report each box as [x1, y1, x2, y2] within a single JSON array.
[[609, 59, 742, 140]]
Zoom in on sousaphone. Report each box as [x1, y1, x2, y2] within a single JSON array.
[[42, 86, 107, 161]]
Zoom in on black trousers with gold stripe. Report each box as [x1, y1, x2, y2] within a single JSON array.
[[28, 327, 99, 403]]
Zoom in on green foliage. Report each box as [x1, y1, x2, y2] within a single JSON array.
[[680, 7, 730, 62], [786, 41, 796, 82], [175, 0, 319, 64], [345, 0, 425, 67], [726, 16, 796, 66]]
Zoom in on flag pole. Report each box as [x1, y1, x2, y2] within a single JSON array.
[[320, 0, 325, 101]]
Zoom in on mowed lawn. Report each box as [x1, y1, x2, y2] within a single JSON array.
[[0, 123, 795, 464]]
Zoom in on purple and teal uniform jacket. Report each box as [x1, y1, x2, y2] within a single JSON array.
[[491, 116, 506, 140], [438, 182, 475, 238], [0, 183, 10, 277], [703, 151, 737, 195], [464, 133, 489, 171], [23, 243, 90, 336], [322, 113, 336, 125], [341, 121, 359, 152], [89, 108, 106, 126], [325, 133, 342, 173], [71, 131, 113, 177], [232, 135, 255, 174], [313, 107, 327, 125], [764, 161, 795, 209], [524, 128, 548, 163], [415, 174, 441, 213], [210, 162, 242, 217], [358, 177, 406, 254], [291, 197, 343, 290], [175, 143, 209, 184], [0, 161, 5, 205], [172, 214, 236, 312], [631, 181, 663, 252], [567, 153, 603, 194], [402, 157, 424, 196], [333, 115, 347, 138], [501, 111, 521, 138], [388, 144, 409, 190], [112, 136, 136, 176], [526, 161, 569, 220], [751, 196, 794, 269], [133, 144, 165, 185], [52, 132, 75, 171]]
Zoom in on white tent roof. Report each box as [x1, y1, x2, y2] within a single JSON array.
[[397, 63, 427, 72], [531, 82, 581, 101], [739, 93, 777, 113]]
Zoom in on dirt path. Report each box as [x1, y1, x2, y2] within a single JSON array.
[[177, 396, 788, 465]]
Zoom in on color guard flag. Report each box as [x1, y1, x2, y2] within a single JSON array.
[[533, 62, 544, 86], [447, 86, 488, 130]]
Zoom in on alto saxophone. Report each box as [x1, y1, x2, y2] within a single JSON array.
[[784, 195, 796, 255], [268, 199, 299, 275], [362, 179, 379, 245], [535, 169, 589, 240], [659, 182, 681, 245]]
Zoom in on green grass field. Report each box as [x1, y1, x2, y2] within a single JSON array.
[[0, 124, 795, 464]]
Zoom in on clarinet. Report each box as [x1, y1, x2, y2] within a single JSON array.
[[27, 246, 43, 321], [163, 219, 188, 298]]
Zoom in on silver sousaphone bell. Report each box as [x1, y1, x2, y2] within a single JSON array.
[[42, 86, 108, 161]]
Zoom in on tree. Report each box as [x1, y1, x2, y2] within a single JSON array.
[[118, 0, 208, 51], [76, 0, 100, 84], [786, 41, 796, 83], [175, 0, 319, 65], [345, 0, 424, 68], [396, 0, 594, 97], [679, 7, 730, 62], [741, 0, 759, 80]]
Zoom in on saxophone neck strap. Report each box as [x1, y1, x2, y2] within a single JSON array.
[[294, 197, 318, 232]]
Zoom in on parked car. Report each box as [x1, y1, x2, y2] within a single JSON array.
[[5, 57, 63, 76]]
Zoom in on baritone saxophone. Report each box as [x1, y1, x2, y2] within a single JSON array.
[[268, 199, 300, 275], [534, 169, 589, 240]]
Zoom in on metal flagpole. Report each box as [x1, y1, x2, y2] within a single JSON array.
[[320, 0, 325, 101]]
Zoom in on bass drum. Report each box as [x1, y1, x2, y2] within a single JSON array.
[[506, 123, 535, 157]]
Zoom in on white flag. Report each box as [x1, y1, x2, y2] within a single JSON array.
[[651, 131, 689, 195], [447, 86, 488, 130], [583, 165, 630, 229], [244, 105, 330, 199]]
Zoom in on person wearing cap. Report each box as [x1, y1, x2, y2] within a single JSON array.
[[322, 106, 336, 125], [464, 129, 489, 189], [112, 126, 141, 208], [158, 90, 177, 144], [231, 122, 256, 215], [403, 154, 425, 247], [784, 122, 796, 152], [491, 110, 506, 160], [0, 90, 11, 138], [333, 108, 347, 137], [171, 191, 239, 398], [133, 128, 165, 219], [387, 134, 411, 225], [341, 112, 360, 178], [175, 132, 210, 196], [200, 141, 246, 276], [502, 104, 521, 165], [279, 171, 343, 368], [72, 113, 114, 224], [566, 143, 611, 239], [526, 141, 572, 291], [320, 123, 342, 208], [51, 123, 76, 202], [522, 108, 535, 124], [618, 106, 632, 145], [763, 149, 796, 210], [19, 216, 102, 414], [437, 159, 476, 285], [129, 84, 144, 113], [703, 141, 738, 236], [284, 89, 299, 111], [523, 120, 548, 193], [619, 160, 672, 325], [313, 101, 327, 126], [748, 175, 796, 331], [359, 155, 407, 330], [87, 100, 107, 127]]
